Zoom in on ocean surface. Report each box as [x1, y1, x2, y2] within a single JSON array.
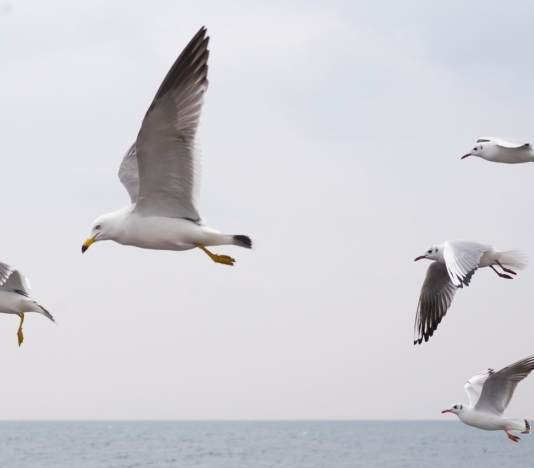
[[1, 420, 533, 467]]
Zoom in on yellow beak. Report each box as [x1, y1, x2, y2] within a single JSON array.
[[82, 235, 97, 254]]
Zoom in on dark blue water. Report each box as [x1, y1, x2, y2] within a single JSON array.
[[1, 421, 533, 467]]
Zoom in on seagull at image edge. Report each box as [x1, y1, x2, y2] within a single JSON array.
[[462, 137, 534, 164], [442, 355, 534, 442], [0, 262, 54, 346]]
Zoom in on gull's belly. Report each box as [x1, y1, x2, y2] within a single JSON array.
[[0, 291, 26, 315], [493, 148, 534, 163], [460, 411, 503, 431], [118, 216, 203, 250]]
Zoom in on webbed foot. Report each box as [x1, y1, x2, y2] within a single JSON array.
[[195, 244, 236, 266]]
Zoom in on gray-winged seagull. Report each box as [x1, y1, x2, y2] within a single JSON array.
[[442, 355, 534, 442], [82, 27, 252, 266], [0, 262, 54, 346]]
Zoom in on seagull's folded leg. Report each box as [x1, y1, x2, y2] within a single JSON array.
[[505, 431, 520, 442], [195, 244, 235, 266], [490, 265, 513, 280], [17, 313, 24, 347], [496, 260, 517, 275]]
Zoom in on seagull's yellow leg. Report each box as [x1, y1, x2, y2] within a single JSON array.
[[17, 313, 24, 347], [195, 244, 235, 266]]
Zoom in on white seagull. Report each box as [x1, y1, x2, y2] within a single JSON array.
[[413, 240, 527, 344], [82, 27, 252, 265], [442, 355, 534, 442], [0, 262, 54, 346], [462, 137, 534, 164]]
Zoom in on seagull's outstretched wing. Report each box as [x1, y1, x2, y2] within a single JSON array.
[[132, 27, 208, 223], [443, 240, 490, 287], [0, 266, 31, 296], [474, 355, 534, 415], [414, 262, 458, 344], [465, 368, 494, 407], [118, 143, 139, 203], [0, 262, 15, 286], [0, 264, 52, 321], [495, 138, 530, 149], [477, 137, 530, 148]]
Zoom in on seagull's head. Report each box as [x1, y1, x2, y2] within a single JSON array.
[[414, 245, 442, 262], [442, 403, 463, 415], [82, 206, 132, 253], [81, 214, 114, 253], [462, 141, 493, 160]]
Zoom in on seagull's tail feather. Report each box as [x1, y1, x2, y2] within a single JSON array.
[[498, 249, 529, 270], [522, 419, 530, 434], [506, 418, 530, 433], [232, 235, 252, 249], [34, 302, 55, 323]]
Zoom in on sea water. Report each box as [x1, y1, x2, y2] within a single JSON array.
[[0, 421, 533, 467]]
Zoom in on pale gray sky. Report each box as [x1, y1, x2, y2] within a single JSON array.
[[2, 0, 534, 420]]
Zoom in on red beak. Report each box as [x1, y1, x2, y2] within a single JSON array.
[[461, 153, 471, 159], [414, 255, 426, 261], [441, 409, 452, 413]]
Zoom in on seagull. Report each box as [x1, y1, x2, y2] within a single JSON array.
[[462, 137, 534, 163], [413, 240, 527, 344], [82, 27, 252, 265], [442, 355, 534, 442], [0, 262, 54, 346]]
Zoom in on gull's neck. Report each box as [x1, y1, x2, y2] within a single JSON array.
[[434, 244, 446, 264], [98, 204, 135, 240], [455, 405, 475, 423]]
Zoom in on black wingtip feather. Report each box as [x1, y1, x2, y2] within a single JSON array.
[[149, 26, 210, 111]]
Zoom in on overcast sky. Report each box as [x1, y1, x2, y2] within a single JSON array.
[[2, 0, 534, 420]]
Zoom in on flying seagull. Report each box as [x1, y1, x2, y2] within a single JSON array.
[[413, 240, 527, 344], [82, 27, 252, 265], [442, 355, 534, 442], [462, 137, 534, 164], [0, 262, 54, 346]]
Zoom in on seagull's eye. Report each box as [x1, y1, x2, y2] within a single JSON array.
[[454, 405, 457, 409], [95, 224, 101, 230], [427, 250, 431, 254]]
